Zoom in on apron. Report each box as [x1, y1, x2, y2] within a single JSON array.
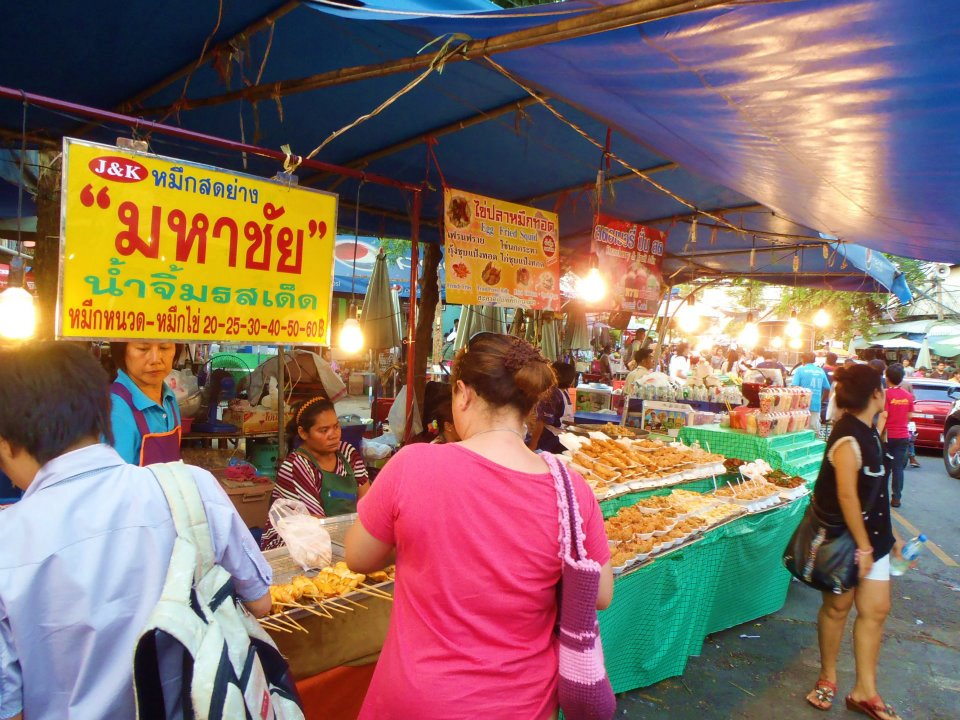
[[111, 382, 182, 466], [295, 448, 358, 516]]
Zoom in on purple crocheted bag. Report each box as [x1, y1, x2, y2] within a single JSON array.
[[543, 453, 616, 720]]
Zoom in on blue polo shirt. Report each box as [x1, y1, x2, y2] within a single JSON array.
[[109, 369, 181, 465]]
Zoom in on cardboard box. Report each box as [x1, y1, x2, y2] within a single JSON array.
[[222, 409, 293, 435], [640, 401, 695, 437], [575, 387, 612, 413]]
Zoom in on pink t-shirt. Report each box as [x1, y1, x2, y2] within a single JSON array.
[[884, 385, 914, 439], [357, 443, 610, 720]]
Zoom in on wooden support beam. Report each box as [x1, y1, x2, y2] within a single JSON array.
[[640, 203, 765, 227], [305, 96, 538, 189], [118, 0, 301, 113], [518, 162, 677, 206], [139, 0, 736, 115]]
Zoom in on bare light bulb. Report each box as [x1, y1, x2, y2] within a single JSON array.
[[0, 287, 37, 341], [677, 306, 701, 334], [789, 337, 803, 350], [813, 308, 830, 328], [785, 314, 801, 339], [772, 336, 784, 349], [577, 267, 607, 304], [338, 318, 364, 354], [738, 322, 759, 350]]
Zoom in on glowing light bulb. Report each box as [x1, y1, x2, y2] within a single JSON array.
[[338, 318, 364, 354], [677, 306, 701, 334], [772, 336, 784, 349], [785, 315, 801, 339], [0, 287, 37, 341], [738, 322, 759, 350], [813, 308, 830, 328], [789, 337, 803, 350], [577, 267, 607, 304]]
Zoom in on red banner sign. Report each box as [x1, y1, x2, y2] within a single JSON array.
[[591, 214, 666, 316]]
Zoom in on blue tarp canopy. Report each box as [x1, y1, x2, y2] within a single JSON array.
[[2, 0, 952, 302]]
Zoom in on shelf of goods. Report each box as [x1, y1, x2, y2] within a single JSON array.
[[678, 424, 826, 478], [259, 514, 395, 720], [580, 430, 822, 695]]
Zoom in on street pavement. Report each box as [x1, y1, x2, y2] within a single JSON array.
[[618, 448, 960, 719]]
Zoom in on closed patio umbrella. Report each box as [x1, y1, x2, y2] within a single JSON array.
[[563, 302, 591, 350], [360, 249, 401, 350]]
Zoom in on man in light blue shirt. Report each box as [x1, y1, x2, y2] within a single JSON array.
[[792, 351, 831, 431], [0, 343, 272, 719]]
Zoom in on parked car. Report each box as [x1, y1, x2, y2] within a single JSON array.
[[903, 379, 957, 451], [941, 384, 960, 478]]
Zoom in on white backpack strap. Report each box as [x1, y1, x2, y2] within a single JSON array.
[[148, 462, 216, 579]]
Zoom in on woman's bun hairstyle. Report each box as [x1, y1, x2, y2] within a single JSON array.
[[832, 364, 883, 412], [452, 333, 556, 416]]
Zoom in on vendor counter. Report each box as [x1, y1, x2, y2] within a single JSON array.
[[679, 424, 826, 478]]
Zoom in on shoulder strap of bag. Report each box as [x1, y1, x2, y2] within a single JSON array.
[[542, 453, 588, 563], [148, 462, 216, 579]]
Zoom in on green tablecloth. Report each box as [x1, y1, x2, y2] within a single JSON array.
[[598, 496, 808, 693], [678, 424, 825, 477]]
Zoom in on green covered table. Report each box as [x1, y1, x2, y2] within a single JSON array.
[[599, 496, 808, 693], [679, 424, 825, 477]]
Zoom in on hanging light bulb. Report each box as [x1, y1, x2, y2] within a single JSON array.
[[813, 307, 830, 328], [785, 310, 801, 339], [0, 287, 37, 341], [576, 255, 607, 304], [788, 337, 803, 350], [677, 294, 700, 334], [772, 336, 784, 349], [338, 303, 364, 354], [738, 311, 759, 349]]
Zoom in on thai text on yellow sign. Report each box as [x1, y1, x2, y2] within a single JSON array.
[[58, 138, 337, 343], [443, 187, 560, 311]]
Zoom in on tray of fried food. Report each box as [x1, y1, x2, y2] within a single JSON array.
[[568, 452, 621, 482], [694, 503, 745, 526], [633, 494, 681, 516], [668, 489, 720, 515], [714, 481, 781, 502]]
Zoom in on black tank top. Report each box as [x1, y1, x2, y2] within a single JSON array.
[[813, 413, 895, 561]]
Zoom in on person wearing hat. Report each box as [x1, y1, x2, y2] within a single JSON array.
[[108, 342, 182, 465]]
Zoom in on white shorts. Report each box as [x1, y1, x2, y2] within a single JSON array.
[[863, 554, 890, 582]]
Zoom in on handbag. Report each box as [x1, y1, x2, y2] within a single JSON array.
[[782, 436, 883, 595], [542, 453, 616, 720]]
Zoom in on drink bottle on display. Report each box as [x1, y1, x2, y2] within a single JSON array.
[[890, 535, 927, 576]]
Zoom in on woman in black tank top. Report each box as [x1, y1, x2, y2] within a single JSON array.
[[805, 365, 904, 720]]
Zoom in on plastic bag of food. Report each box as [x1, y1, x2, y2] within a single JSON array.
[[268, 499, 332, 570]]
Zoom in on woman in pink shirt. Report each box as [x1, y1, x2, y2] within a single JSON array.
[[883, 363, 914, 508], [346, 333, 613, 720]]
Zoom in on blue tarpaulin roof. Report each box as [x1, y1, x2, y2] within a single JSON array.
[[1, 0, 950, 303]]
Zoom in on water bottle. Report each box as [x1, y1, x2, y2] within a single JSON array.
[[890, 534, 927, 576]]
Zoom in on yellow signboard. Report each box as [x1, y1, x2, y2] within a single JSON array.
[[58, 139, 337, 343], [443, 188, 560, 310]]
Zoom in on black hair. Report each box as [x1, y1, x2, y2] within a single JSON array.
[[868, 358, 887, 375], [109, 341, 182, 375], [832, 364, 883, 412], [801, 351, 816, 365], [634, 349, 653, 367], [0, 342, 113, 464], [424, 393, 453, 428], [551, 361, 578, 389], [885, 363, 905, 386], [826, 352, 838, 366], [285, 396, 336, 446], [602, 344, 612, 353]]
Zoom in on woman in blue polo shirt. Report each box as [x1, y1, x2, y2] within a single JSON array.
[[109, 342, 181, 465]]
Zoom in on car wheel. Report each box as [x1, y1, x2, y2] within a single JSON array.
[[943, 425, 960, 479]]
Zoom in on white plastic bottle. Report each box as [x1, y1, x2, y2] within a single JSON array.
[[890, 534, 927, 576]]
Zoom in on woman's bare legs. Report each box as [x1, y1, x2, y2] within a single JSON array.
[[849, 578, 898, 718], [807, 589, 854, 707]]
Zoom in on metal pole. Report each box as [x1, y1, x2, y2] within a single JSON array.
[[0, 85, 421, 193], [654, 287, 671, 371], [403, 191, 422, 443], [277, 344, 286, 460]]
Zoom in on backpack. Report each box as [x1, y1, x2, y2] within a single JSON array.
[[133, 462, 304, 720]]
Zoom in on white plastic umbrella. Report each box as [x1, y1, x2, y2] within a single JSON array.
[[916, 337, 932, 369]]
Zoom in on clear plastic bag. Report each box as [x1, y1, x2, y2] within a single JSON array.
[[268, 499, 332, 570]]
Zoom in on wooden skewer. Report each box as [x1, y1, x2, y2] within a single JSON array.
[[360, 582, 394, 597], [273, 610, 308, 632], [266, 612, 303, 632], [317, 598, 349, 614], [288, 600, 333, 619], [259, 618, 293, 633], [322, 597, 355, 612], [353, 585, 394, 602], [338, 595, 369, 610]]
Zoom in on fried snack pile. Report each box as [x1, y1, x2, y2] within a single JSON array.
[[269, 562, 395, 614]]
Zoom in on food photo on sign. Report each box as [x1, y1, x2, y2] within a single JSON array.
[[592, 214, 666, 315]]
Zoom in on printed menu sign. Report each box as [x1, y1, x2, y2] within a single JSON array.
[[59, 138, 336, 343], [443, 188, 560, 310], [592, 213, 666, 315]]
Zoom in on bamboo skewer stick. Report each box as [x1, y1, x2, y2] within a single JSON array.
[[317, 599, 349, 614], [360, 582, 394, 597], [259, 618, 293, 633], [272, 611, 308, 632], [338, 596, 369, 610], [267, 613, 304, 632], [353, 585, 394, 602], [322, 597, 356, 612]]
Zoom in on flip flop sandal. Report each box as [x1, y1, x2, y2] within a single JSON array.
[[846, 695, 902, 720], [806, 680, 837, 711]]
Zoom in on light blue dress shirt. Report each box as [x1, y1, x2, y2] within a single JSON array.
[[0, 444, 272, 719], [110, 369, 181, 465]]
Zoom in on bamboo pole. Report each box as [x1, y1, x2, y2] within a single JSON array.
[[139, 0, 737, 115]]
